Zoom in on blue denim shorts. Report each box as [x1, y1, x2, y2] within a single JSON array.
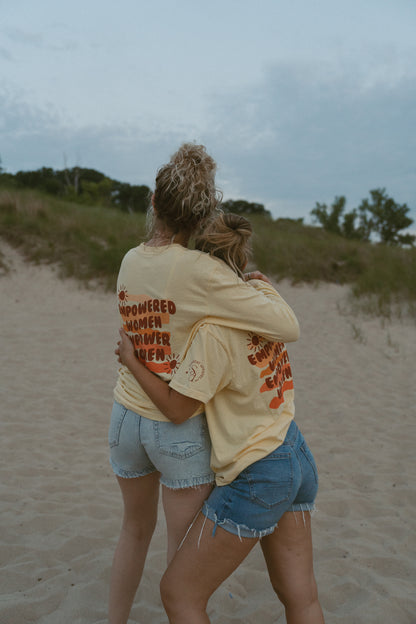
[[109, 401, 214, 489], [202, 420, 318, 538]]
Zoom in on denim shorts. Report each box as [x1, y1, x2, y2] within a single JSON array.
[[109, 401, 214, 489], [202, 420, 318, 538]]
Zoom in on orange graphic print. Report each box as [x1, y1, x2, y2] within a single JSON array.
[[246, 333, 293, 410], [118, 286, 179, 374]]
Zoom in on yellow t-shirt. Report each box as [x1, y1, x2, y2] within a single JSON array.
[[113, 244, 299, 421], [170, 280, 295, 485]]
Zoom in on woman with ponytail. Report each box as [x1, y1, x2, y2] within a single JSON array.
[[108, 145, 300, 624], [116, 213, 324, 624]]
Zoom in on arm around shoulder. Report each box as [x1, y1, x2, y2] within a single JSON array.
[[207, 263, 299, 343], [249, 279, 300, 342], [115, 330, 201, 423]]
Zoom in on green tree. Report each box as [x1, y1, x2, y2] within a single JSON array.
[[311, 196, 347, 236], [358, 188, 414, 246], [112, 182, 150, 213], [311, 189, 414, 246], [221, 199, 271, 218]]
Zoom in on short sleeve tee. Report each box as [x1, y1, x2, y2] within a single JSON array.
[[170, 321, 295, 485]]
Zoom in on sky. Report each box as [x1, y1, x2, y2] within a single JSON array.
[[1, 0, 415, 224]]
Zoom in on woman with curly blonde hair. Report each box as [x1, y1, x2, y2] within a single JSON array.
[[116, 212, 324, 624], [108, 144, 300, 624]]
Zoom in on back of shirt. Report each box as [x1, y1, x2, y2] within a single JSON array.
[[169, 281, 296, 484], [113, 245, 299, 421]]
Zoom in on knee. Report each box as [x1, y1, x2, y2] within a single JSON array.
[[121, 512, 157, 542], [160, 570, 203, 619], [272, 574, 319, 610], [160, 571, 180, 617]]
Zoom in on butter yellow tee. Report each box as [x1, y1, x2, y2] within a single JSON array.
[[170, 280, 296, 485], [113, 244, 299, 421]]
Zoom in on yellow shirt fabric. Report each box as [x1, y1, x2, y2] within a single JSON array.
[[170, 280, 296, 485], [113, 244, 299, 421]]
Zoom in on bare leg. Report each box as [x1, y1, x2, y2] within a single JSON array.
[[160, 513, 257, 623], [162, 483, 213, 563], [108, 472, 160, 624], [260, 511, 324, 624]]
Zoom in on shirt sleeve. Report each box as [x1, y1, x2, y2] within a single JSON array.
[[206, 263, 300, 344], [169, 325, 232, 403]]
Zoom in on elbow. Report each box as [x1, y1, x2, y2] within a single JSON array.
[[285, 320, 300, 343], [167, 411, 189, 425], [292, 322, 301, 342]]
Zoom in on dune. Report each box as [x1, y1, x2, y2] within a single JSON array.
[[0, 241, 415, 623]]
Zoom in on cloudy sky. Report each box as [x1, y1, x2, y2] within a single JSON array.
[[1, 0, 415, 223]]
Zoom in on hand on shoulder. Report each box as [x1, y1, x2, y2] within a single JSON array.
[[244, 271, 272, 285]]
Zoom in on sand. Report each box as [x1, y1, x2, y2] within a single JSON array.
[[0, 241, 415, 624]]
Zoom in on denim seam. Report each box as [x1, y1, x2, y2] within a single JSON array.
[[299, 444, 319, 484], [109, 406, 128, 448]]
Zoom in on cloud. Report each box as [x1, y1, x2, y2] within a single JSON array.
[[1, 54, 415, 225], [0, 47, 13, 61], [0, 88, 190, 186], [204, 57, 416, 218], [3, 27, 44, 47]]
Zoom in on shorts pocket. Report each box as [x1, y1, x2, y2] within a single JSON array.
[[244, 453, 293, 509], [108, 402, 128, 448], [154, 416, 209, 460]]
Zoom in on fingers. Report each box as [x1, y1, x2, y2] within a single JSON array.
[[245, 270, 272, 284]]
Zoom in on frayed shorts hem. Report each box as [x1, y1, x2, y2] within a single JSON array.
[[160, 474, 215, 490], [291, 502, 317, 515], [202, 502, 276, 539], [202, 501, 317, 540], [110, 458, 214, 489]]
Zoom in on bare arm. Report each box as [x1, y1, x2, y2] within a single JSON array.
[[115, 329, 201, 424]]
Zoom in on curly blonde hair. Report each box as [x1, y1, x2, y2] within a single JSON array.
[[152, 143, 222, 234], [195, 212, 253, 278]]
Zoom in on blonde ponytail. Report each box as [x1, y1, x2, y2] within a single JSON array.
[[195, 213, 252, 278]]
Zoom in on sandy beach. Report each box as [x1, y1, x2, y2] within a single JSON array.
[[1, 240, 415, 624]]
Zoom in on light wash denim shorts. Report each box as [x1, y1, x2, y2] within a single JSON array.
[[202, 420, 318, 538], [109, 401, 214, 489]]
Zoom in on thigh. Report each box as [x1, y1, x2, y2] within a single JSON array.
[[109, 401, 156, 478], [162, 513, 257, 610], [162, 482, 214, 563], [117, 471, 160, 529], [142, 413, 215, 489], [260, 511, 316, 602]]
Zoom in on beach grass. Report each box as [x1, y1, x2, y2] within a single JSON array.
[[249, 214, 416, 318], [0, 188, 147, 290], [1, 189, 415, 316]]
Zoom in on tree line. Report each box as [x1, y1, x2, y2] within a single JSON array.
[[0, 160, 413, 246], [311, 189, 414, 246], [0, 164, 151, 214], [0, 163, 273, 218]]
